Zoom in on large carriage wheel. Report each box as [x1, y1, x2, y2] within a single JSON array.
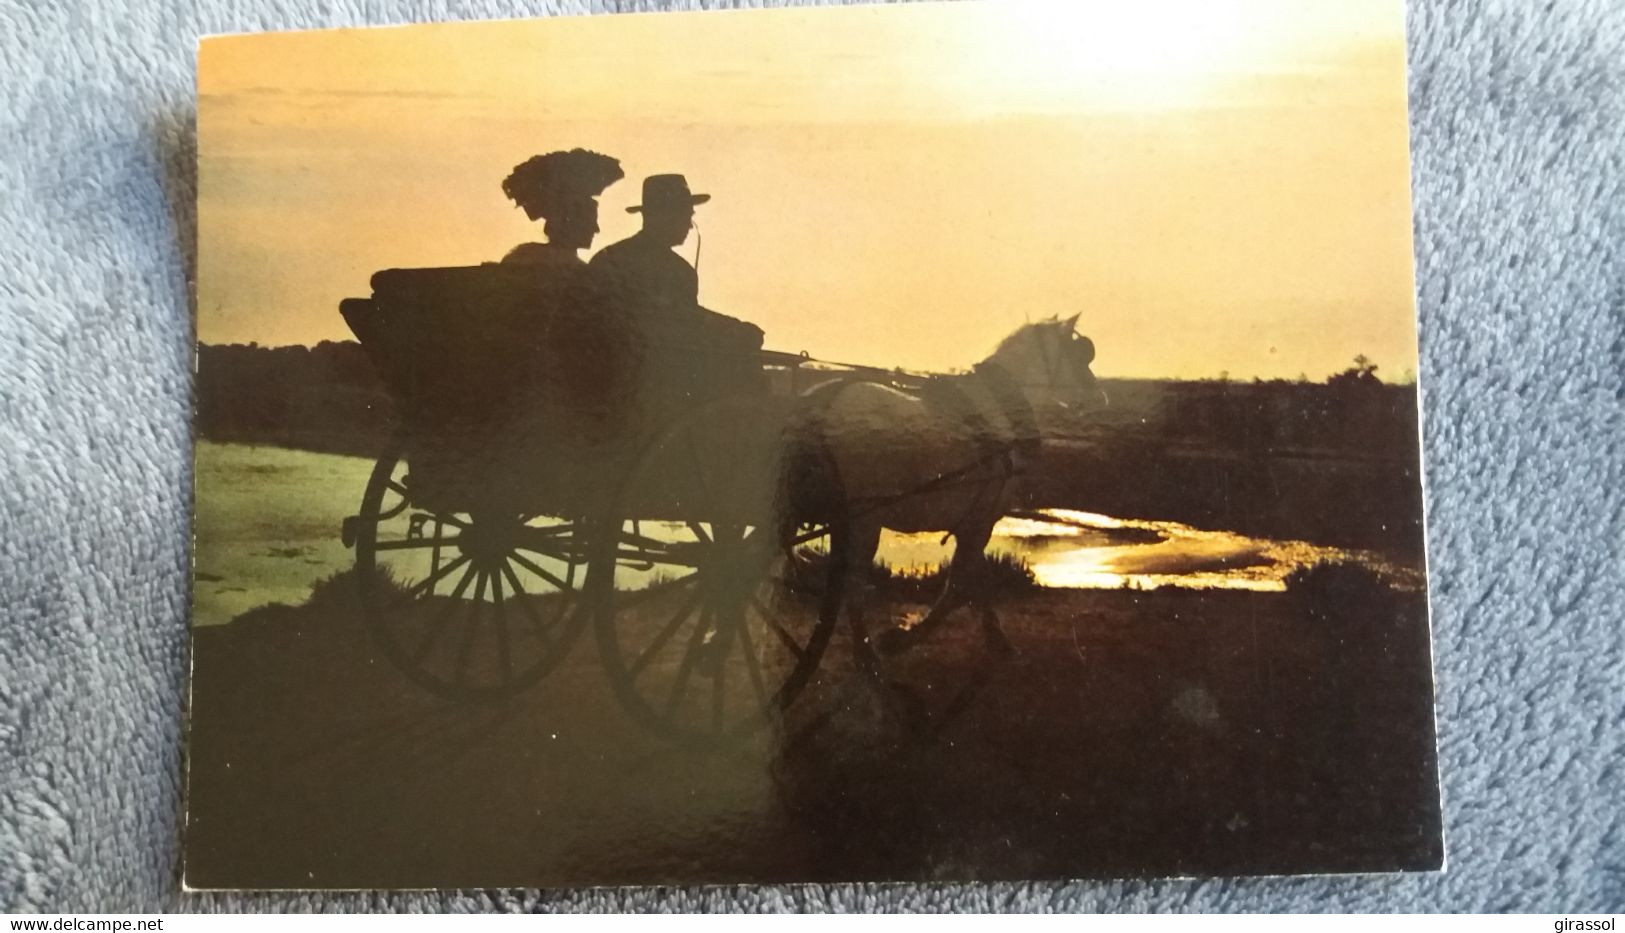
[[349, 431, 590, 703], [592, 398, 844, 749]]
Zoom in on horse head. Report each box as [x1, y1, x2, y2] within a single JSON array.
[[987, 314, 1108, 418]]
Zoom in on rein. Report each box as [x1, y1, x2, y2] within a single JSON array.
[[786, 323, 1087, 548], [796, 363, 1041, 538], [970, 361, 1042, 462]]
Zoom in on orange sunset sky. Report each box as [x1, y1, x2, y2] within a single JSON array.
[[197, 0, 1419, 380]]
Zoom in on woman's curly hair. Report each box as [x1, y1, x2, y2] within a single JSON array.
[[502, 149, 623, 221]]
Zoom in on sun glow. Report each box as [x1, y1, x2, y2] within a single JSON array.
[[945, 1, 1254, 114], [198, 0, 1416, 380]]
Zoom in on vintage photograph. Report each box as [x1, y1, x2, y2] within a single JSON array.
[[187, 0, 1441, 888]]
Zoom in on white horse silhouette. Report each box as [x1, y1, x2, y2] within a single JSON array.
[[789, 314, 1106, 670]]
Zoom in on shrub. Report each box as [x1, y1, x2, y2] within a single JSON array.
[[305, 563, 404, 614], [1285, 560, 1387, 595], [872, 551, 1037, 599], [787, 548, 1037, 600], [1284, 559, 1393, 625]]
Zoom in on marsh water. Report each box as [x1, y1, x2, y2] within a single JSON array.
[[194, 441, 1403, 627]]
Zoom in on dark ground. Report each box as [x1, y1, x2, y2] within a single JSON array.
[[185, 574, 1442, 889]]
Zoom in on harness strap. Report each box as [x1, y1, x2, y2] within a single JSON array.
[[791, 370, 1039, 539], [970, 361, 1042, 462], [916, 366, 1041, 540], [919, 376, 1005, 463]]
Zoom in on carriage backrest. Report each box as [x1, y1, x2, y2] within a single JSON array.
[[346, 265, 572, 411], [340, 263, 767, 437]]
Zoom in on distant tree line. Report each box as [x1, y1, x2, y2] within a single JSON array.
[[197, 343, 1420, 467], [1039, 357, 1425, 555], [1094, 356, 1420, 460], [195, 341, 394, 457]]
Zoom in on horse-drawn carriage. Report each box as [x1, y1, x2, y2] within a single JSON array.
[[337, 262, 1103, 749], [338, 262, 859, 748]]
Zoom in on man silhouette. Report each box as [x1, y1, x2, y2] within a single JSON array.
[[590, 174, 709, 314]]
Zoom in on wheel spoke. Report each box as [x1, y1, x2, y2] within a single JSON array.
[[453, 571, 488, 688], [712, 646, 727, 734], [587, 400, 837, 741], [662, 605, 711, 720], [628, 585, 705, 680], [789, 525, 832, 548], [737, 618, 772, 713], [513, 523, 576, 558], [409, 562, 478, 666], [420, 511, 468, 529], [377, 499, 411, 521], [507, 550, 576, 594], [501, 558, 566, 647], [490, 569, 511, 687], [399, 553, 471, 604], [427, 520, 444, 591], [756, 596, 807, 661]]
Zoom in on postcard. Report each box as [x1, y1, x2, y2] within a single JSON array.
[[188, 0, 1441, 888]]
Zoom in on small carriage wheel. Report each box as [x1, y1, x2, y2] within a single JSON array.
[[592, 398, 844, 749], [351, 430, 590, 703]]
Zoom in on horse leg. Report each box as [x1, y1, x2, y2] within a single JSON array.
[[970, 533, 1015, 657], [840, 520, 884, 676], [920, 587, 1016, 742], [923, 521, 1019, 739], [877, 521, 992, 656], [977, 599, 1014, 657], [800, 518, 930, 741]]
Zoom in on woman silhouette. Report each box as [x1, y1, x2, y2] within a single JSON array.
[[500, 149, 623, 268]]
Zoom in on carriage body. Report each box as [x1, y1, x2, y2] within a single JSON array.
[[341, 263, 775, 519], [339, 263, 842, 747]]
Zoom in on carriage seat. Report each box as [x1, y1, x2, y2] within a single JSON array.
[[339, 263, 766, 437]]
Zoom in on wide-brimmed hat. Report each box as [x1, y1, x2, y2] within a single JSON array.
[[626, 174, 710, 214]]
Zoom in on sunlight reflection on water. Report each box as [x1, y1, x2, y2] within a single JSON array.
[[195, 443, 1419, 629], [880, 509, 1416, 592]]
